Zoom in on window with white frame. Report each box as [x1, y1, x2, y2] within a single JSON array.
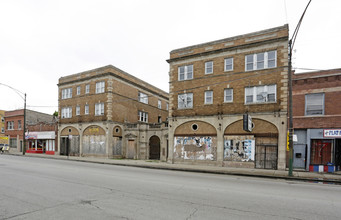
[[158, 100, 161, 109], [224, 88, 233, 102], [204, 91, 213, 104], [85, 84, 90, 94], [7, 121, 14, 130], [245, 50, 276, 71], [178, 93, 193, 109], [245, 84, 276, 104], [85, 104, 89, 115], [76, 86, 80, 95], [61, 88, 72, 99], [205, 61, 213, 74], [178, 65, 193, 81], [61, 107, 72, 118], [138, 92, 148, 104], [96, 81, 105, 94], [138, 111, 148, 123], [305, 93, 324, 115], [95, 103, 104, 116], [224, 58, 233, 71], [166, 103, 169, 110], [76, 106, 80, 115]]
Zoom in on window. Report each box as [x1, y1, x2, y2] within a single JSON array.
[[1, 117, 4, 122], [85, 104, 89, 115], [76, 106, 80, 116], [178, 93, 193, 109], [95, 103, 104, 116], [61, 107, 72, 118], [85, 84, 90, 94], [310, 139, 332, 165], [96, 81, 105, 94], [76, 86, 80, 95], [10, 138, 17, 148], [205, 61, 213, 74], [245, 84, 276, 104], [245, 50, 277, 71], [305, 93, 324, 115], [138, 111, 148, 123], [166, 103, 169, 110], [18, 120, 22, 130], [224, 58, 233, 71], [178, 65, 193, 81], [7, 121, 14, 130], [158, 116, 162, 123], [138, 92, 148, 104], [204, 91, 213, 104], [224, 88, 233, 102], [1, 127, 4, 133], [61, 88, 72, 99], [158, 100, 162, 109]]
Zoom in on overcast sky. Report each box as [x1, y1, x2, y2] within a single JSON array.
[[1, 0, 340, 115]]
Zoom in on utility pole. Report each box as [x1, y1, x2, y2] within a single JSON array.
[[23, 93, 26, 155], [288, 0, 312, 176]]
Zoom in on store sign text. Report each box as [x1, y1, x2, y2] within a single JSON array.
[[324, 129, 341, 137]]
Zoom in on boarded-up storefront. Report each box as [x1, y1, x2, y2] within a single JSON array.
[[83, 125, 106, 156], [112, 126, 122, 156], [174, 121, 217, 161], [224, 119, 278, 169], [60, 126, 80, 156]]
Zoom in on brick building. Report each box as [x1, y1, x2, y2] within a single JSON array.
[[167, 25, 289, 170], [58, 65, 169, 160], [292, 68, 341, 172], [4, 109, 57, 153]]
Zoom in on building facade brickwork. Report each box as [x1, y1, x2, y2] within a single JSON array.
[[58, 65, 169, 160], [167, 25, 289, 170]]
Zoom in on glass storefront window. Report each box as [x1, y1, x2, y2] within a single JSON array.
[[310, 139, 333, 165]]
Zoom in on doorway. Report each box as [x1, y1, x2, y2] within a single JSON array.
[[149, 136, 160, 160]]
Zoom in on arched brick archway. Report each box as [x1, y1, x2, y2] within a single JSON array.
[[60, 126, 80, 156], [149, 135, 160, 160], [82, 125, 106, 156]]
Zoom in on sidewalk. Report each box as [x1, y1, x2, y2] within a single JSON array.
[[7, 152, 341, 184]]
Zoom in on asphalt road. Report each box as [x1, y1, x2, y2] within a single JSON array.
[[1, 155, 341, 220]]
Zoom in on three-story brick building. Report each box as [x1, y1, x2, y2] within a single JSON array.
[[167, 25, 289, 170], [58, 65, 169, 160]]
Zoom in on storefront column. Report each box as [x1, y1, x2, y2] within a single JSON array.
[[216, 127, 224, 166]]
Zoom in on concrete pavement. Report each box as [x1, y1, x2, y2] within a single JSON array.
[[5, 151, 341, 184]]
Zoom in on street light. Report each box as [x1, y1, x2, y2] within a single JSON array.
[[288, 0, 312, 176], [0, 83, 27, 155]]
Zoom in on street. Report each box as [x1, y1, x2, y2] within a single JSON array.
[[1, 155, 341, 220]]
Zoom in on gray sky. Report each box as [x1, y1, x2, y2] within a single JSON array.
[[1, 0, 340, 115]]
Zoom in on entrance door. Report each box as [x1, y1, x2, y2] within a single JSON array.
[[127, 140, 135, 159], [113, 137, 122, 156], [293, 144, 306, 169], [255, 144, 278, 169], [335, 139, 341, 170], [60, 137, 68, 155], [149, 136, 160, 160]]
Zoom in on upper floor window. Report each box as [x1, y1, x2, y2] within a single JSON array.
[[138, 92, 148, 104], [85, 104, 89, 115], [178, 65, 193, 81], [245, 50, 277, 71], [18, 120, 22, 130], [138, 111, 148, 123], [224, 88, 233, 103], [96, 81, 105, 94], [205, 61, 213, 74], [204, 91, 213, 104], [224, 58, 233, 71], [95, 103, 104, 116], [1, 117, 4, 122], [178, 93, 193, 109], [1, 127, 4, 133], [76, 106, 80, 116], [76, 86, 81, 95], [305, 93, 324, 116], [166, 103, 169, 110], [61, 88, 72, 99], [85, 84, 90, 94], [158, 100, 162, 109], [61, 107, 72, 118], [245, 84, 276, 104], [7, 121, 14, 130]]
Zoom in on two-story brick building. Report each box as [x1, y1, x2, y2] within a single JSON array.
[[292, 68, 341, 172], [58, 65, 169, 160], [167, 25, 289, 170]]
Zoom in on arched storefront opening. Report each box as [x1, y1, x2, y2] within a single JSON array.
[[149, 136, 160, 160], [174, 121, 217, 161], [224, 118, 278, 169], [60, 126, 80, 156], [83, 125, 106, 156], [112, 126, 123, 157]]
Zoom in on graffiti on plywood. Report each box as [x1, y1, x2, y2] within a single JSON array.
[[174, 136, 217, 160], [224, 136, 255, 162]]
